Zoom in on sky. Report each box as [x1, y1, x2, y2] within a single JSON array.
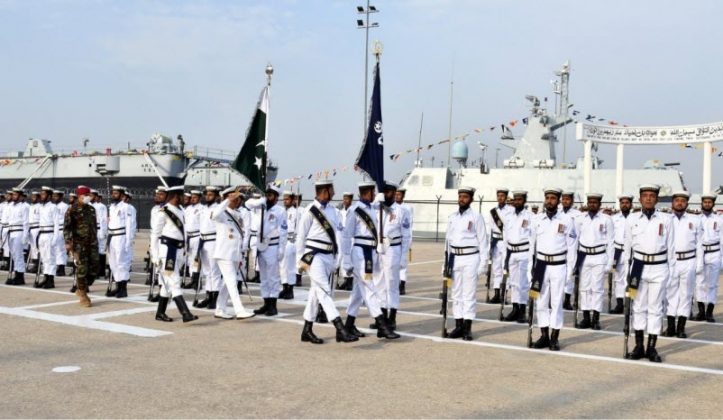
[[1, 0, 722, 196]]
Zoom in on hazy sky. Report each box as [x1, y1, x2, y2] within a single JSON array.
[[1, 0, 721, 195]]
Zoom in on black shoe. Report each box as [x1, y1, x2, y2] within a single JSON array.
[[286, 285, 294, 300], [646, 334, 662, 363], [388, 308, 398, 330], [196, 292, 211, 308], [13, 272, 25, 285], [333, 317, 359, 343], [278, 284, 289, 299], [447, 319, 464, 339], [4, 276, 13, 285], [610, 297, 624, 314], [56, 265, 66, 277], [155, 297, 173, 322], [35, 274, 47, 288], [516, 304, 527, 324], [69, 284, 77, 293], [489, 288, 501, 304], [533, 327, 550, 349], [316, 305, 329, 323], [27, 259, 38, 274], [399, 280, 406, 296], [661, 316, 676, 337], [173, 296, 198, 323], [253, 271, 260, 283], [549, 329, 561, 351], [676, 317, 688, 338], [577, 310, 591, 329], [207, 291, 218, 310], [254, 298, 270, 315], [627, 330, 645, 360], [115, 281, 128, 298], [295, 273, 302, 287], [301, 321, 323, 344], [345, 315, 366, 338], [339, 276, 353, 291], [694, 302, 706, 321], [591, 311, 601, 330], [148, 293, 160, 303], [369, 308, 387, 329], [375, 315, 400, 339], [462, 319, 473, 341], [265, 298, 278, 316], [706, 304, 716, 323], [503, 303, 519, 322], [44, 275, 55, 289], [563, 293, 573, 311], [188, 272, 200, 290]]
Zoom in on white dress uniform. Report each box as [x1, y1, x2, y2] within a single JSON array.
[[0, 200, 9, 263], [445, 204, 488, 323], [487, 203, 514, 292], [37, 200, 59, 276], [280, 204, 299, 287], [612, 210, 632, 304], [399, 201, 414, 282], [696, 208, 722, 316], [501, 206, 534, 309], [211, 198, 254, 319], [149, 204, 163, 263], [150, 202, 185, 299], [530, 209, 577, 333], [184, 202, 202, 276], [6, 199, 30, 274], [199, 201, 223, 294], [245, 197, 288, 299], [561, 205, 582, 296], [124, 202, 137, 269], [93, 201, 108, 255], [28, 201, 40, 264], [107, 200, 133, 282], [376, 200, 412, 318], [54, 200, 69, 267], [574, 209, 615, 318], [668, 210, 703, 319]]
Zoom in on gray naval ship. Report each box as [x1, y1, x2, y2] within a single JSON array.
[[0, 134, 276, 227], [400, 62, 689, 236]]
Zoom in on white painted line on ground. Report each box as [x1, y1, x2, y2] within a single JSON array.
[[88, 307, 157, 320], [19, 300, 80, 310], [407, 259, 444, 266], [52, 366, 81, 373]]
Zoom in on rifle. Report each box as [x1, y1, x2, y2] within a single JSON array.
[[147, 264, 159, 302], [484, 255, 492, 303], [192, 253, 204, 306], [498, 267, 508, 321], [607, 270, 614, 314], [105, 272, 115, 297], [623, 254, 634, 358], [33, 254, 42, 288], [527, 247, 538, 347], [573, 268, 581, 328], [441, 249, 451, 338]]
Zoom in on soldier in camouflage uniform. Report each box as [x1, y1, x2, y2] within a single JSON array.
[[64, 185, 99, 307]]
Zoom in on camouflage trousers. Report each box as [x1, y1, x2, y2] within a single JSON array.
[[72, 245, 100, 291]]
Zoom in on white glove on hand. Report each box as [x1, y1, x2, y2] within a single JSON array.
[[374, 192, 385, 203], [476, 264, 485, 277]]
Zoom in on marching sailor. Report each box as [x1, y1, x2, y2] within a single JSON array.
[[624, 184, 675, 363], [122, 191, 137, 273], [561, 191, 582, 310], [487, 188, 513, 304], [183, 189, 203, 289], [245, 184, 288, 316], [210, 187, 255, 320], [694, 193, 722, 323], [574, 193, 614, 330], [90, 189, 108, 279], [500, 190, 534, 323], [147, 186, 168, 299], [297, 180, 358, 344], [35, 187, 58, 288], [52, 190, 70, 276], [337, 192, 355, 291], [610, 194, 634, 314], [4, 188, 29, 285], [151, 185, 198, 323], [341, 181, 400, 340], [662, 190, 703, 338], [107, 186, 134, 298], [530, 188, 577, 351], [443, 186, 488, 340], [279, 190, 299, 299], [27, 191, 40, 274], [196, 186, 223, 309], [395, 187, 414, 296]]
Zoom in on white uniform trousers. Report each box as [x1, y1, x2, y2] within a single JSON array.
[[258, 246, 281, 298], [216, 259, 250, 316], [666, 258, 696, 317], [108, 235, 131, 282], [564, 268, 575, 295], [535, 264, 567, 330], [9, 232, 26, 272], [29, 229, 39, 260], [613, 259, 627, 299], [580, 263, 606, 312], [200, 241, 222, 292], [507, 251, 529, 305], [375, 245, 402, 309], [632, 264, 668, 334], [1, 232, 9, 257], [346, 246, 383, 318], [451, 253, 480, 320], [280, 242, 296, 285], [302, 253, 340, 322], [158, 244, 183, 298], [97, 232, 107, 254], [491, 243, 505, 289], [186, 236, 200, 274], [399, 248, 409, 281], [55, 231, 67, 266], [696, 256, 721, 305], [37, 233, 57, 275]]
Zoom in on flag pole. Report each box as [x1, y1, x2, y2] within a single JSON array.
[[263, 63, 273, 188]]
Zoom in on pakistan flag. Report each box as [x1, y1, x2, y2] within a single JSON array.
[[232, 86, 268, 190]]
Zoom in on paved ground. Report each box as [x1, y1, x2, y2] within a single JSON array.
[[1, 232, 722, 418]]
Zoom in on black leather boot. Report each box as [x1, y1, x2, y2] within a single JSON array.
[[265, 298, 278, 316], [278, 284, 289, 299], [610, 297, 624, 314], [35, 274, 48, 288], [316, 304, 328, 323], [207, 291, 218, 310], [503, 303, 519, 322], [56, 265, 66, 277], [563, 293, 573, 310], [549, 329, 561, 351], [87, 275, 96, 286], [333, 317, 359, 343], [370, 308, 387, 329], [295, 273, 302, 286], [98, 254, 106, 278], [345, 315, 366, 338], [13, 272, 25, 285], [376, 314, 400, 339], [155, 297, 173, 322], [577, 310, 591, 329], [706, 304, 716, 323], [694, 302, 706, 321], [533, 327, 550, 349], [27, 259, 38, 274], [399, 280, 406, 295], [188, 272, 199, 290], [301, 321, 323, 344], [676, 316, 688, 338], [286, 285, 294, 300], [661, 316, 676, 337], [646, 334, 662, 363], [516, 304, 527, 324], [173, 296, 198, 323], [388, 308, 398, 330], [254, 298, 269, 315], [591, 311, 601, 330], [627, 330, 645, 359], [44, 275, 55, 289], [115, 281, 128, 298], [462, 319, 473, 341], [448, 319, 464, 339], [489, 288, 501, 304]]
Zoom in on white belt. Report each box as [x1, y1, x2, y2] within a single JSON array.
[[578, 244, 606, 255], [633, 250, 667, 264], [491, 231, 503, 239], [450, 245, 479, 256], [109, 228, 126, 236], [353, 236, 377, 247], [507, 241, 529, 253], [387, 236, 402, 246], [307, 238, 334, 252], [535, 251, 566, 263], [614, 241, 624, 251], [676, 250, 696, 261], [703, 242, 720, 253], [187, 230, 200, 238], [201, 233, 216, 241]]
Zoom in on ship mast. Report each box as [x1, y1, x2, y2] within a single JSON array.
[[555, 61, 571, 165]]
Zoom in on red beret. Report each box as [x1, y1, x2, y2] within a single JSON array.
[[76, 185, 90, 196]]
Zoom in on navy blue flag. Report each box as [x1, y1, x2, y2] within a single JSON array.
[[355, 61, 384, 190]]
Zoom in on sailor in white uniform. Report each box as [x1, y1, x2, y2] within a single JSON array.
[[610, 194, 633, 314], [0, 191, 11, 271], [337, 192, 355, 291], [278, 191, 299, 299], [183, 190, 203, 289], [560, 191, 582, 310], [196, 186, 224, 310], [35, 187, 59, 288], [27, 191, 40, 275], [90, 189, 108, 279], [147, 186, 168, 301], [395, 187, 414, 296], [500, 190, 534, 323], [486, 188, 513, 304], [122, 191, 137, 272], [107, 186, 134, 298], [51, 190, 70, 276], [694, 192, 722, 323], [4, 188, 29, 285]]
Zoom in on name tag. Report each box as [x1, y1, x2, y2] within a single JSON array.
[[658, 223, 663, 236], [467, 221, 473, 231], [558, 224, 565, 234], [522, 220, 528, 228]]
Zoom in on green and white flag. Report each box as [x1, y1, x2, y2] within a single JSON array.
[[232, 86, 268, 190]]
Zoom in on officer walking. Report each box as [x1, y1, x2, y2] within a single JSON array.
[[64, 186, 99, 307], [337, 191, 354, 291], [196, 186, 223, 309], [147, 186, 167, 299], [500, 190, 534, 322], [183, 190, 202, 289], [487, 188, 513, 303]]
